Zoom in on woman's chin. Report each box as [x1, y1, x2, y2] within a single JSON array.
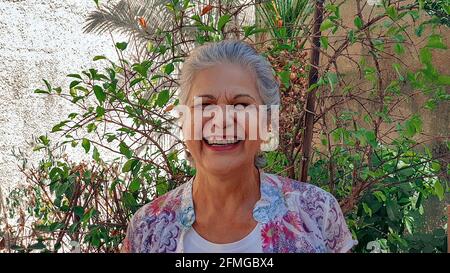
[[202, 157, 246, 174]]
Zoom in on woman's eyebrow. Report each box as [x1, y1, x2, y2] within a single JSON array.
[[195, 94, 216, 100], [233, 94, 256, 102], [193, 94, 256, 102]]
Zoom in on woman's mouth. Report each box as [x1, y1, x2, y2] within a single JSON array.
[[203, 137, 242, 151]]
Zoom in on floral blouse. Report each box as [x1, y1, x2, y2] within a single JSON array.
[[121, 170, 357, 253]]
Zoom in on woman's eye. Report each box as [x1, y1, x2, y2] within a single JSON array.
[[234, 103, 249, 107], [193, 103, 211, 108]]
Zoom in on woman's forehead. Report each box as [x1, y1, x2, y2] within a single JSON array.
[[193, 64, 256, 86], [192, 86, 257, 98], [186, 64, 263, 104]]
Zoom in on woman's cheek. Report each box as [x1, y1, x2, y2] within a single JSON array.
[[185, 139, 201, 157], [235, 117, 246, 140]]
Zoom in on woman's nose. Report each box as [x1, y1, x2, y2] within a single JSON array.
[[205, 105, 236, 132]]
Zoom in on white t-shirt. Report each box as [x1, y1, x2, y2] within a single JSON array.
[[183, 223, 262, 253]]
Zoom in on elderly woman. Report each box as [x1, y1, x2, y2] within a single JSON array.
[[121, 40, 357, 253]]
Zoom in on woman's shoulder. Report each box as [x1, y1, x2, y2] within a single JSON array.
[[132, 179, 191, 221], [263, 172, 341, 223], [264, 172, 335, 204], [263, 173, 356, 253], [123, 181, 190, 253]]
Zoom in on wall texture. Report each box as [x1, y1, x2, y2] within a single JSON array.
[[0, 0, 121, 190]]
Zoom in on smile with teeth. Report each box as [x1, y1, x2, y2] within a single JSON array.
[[203, 137, 241, 146]]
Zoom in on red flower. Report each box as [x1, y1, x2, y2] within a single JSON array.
[[201, 5, 213, 16], [261, 222, 280, 248]]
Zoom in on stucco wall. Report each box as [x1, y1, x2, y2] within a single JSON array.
[[0, 0, 121, 190]]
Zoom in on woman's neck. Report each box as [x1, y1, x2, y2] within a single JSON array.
[[192, 165, 261, 214]]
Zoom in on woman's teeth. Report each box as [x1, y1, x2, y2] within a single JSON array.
[[204, 138, 240, 145]]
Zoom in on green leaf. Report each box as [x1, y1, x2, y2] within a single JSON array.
[[119, 142, 132, 159], [156, 89, 170, 107], [39, 135, 50, 146], [122, 192, 137, 208], [364, 130, 377, 147], [93, 55, 106, 61], [43, 79, 52, 91], [320, 36, 328, 50], [362, 202, 372, 217], [106, 134, 117, 143], [34, 89, 50, 94], [163, 63, 174, 75], [122, 159, 139, 172], [93, 85, 106, 104], [29, 241, 46, 250], [386, 200, 399, 221], [373, 191, 387, 202], [87, 123, 97, 133], [437, 75, 450, 85], [404, 114, 422, 137], [191, 14, 201, 23], [354, 16, 363, 29], [418, 0, 425, 10], [69, 80, 81, 89], [326, 72, 338, 92], [431, 161, 441, 172], [197, 24, 216, 33], [81, 138, 91, 153], [35, 79, 53, 94], [130, 77, 144, 87], [394, 43, 404, 55], [92, 147, 100, 162], [426, 34, 447, 49], [434, 180, 444, 201], [132, 60, 152, 78], [386, 5, 398, 20], [217, 14, 231, 31], [49, 167, 63, 181], [404, 216, 414, 234], [146, 41, 154, 52], [129, 178, 141, 192], [67, 74, 83, 80], [415, 24, 424, 37], [96, 106, 105, 118], [156, 179, 168, 195], [278, 70, 290, 88], [242, 25, 265, 37], [348, 30, 356, 44], [74, 206, 84, 218], [81, 208, 96, 224], [115, 42, 128, 51], [392, 63, 404, 81], [419, 47, 432, 65], [320, 19, 334, 32], [51, 120, 69, 132]]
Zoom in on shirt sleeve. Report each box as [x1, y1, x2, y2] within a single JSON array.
[[322, 193, 358, 253]]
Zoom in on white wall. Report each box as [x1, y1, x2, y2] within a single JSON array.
[[0, 0, 122, 190]]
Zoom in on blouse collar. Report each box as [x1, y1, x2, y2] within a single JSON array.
[[178, 169, 288, 229]]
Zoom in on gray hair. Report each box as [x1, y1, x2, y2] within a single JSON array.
[[179, 40, 280, 169]]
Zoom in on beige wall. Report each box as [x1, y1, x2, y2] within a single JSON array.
[[0, 0, 122, 191]]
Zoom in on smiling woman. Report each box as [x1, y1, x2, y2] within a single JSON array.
[[121, 40, 357, 253]]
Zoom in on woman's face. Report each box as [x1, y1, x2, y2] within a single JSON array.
[[183, 63, 264, 175]]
